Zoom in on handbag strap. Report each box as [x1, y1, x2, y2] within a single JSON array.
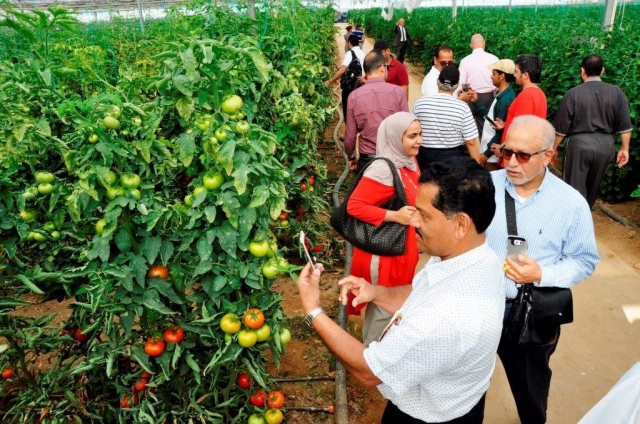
[[505, 190, 518, 236]]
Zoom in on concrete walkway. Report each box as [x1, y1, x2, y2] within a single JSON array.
[[332, 25, 640, 423]]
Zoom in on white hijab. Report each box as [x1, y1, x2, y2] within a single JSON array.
[[364, 112, 419, 186]]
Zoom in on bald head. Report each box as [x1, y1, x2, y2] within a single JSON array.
[[470, 34, 485, 49], [509, 115, 555, 150]]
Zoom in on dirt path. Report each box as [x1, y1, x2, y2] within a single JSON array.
[[315, 25, 640, 424]]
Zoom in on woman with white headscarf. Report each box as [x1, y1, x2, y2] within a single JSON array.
[[346, 111, 422, 345]]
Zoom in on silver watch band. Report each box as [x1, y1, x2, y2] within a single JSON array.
[[305, 307, 325, 327]]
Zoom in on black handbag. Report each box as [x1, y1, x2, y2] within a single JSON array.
[[504, 191, 574, 346], [330, 158, 408, 256]]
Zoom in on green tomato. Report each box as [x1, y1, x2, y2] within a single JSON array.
[[224, 332, 232, 344], [95, 219, 107, 235], [214, 127, 228, 142], [266, 241, 278, 258], [193, 186, 208, 197], [279, 328, 292, 345], [22, 187, 39, 200], [235, 121, 250, 134], [261, 259, 279, 279], [279, 219, 289, 227], [237, 330, 258, 348], [220, 313, 241, 334], [31, 232, 46, 242], [37, 183, 54, 195], [195, 119, 211, 131], [35, 171, 55, 184], [88, 133, 99, 143], [132, 117, 142, 126], [248, 240, 270, 258], [128, 189, 141, 199], [20, 210, 37, 222], [109, 105, 122, 119], [120, 173, 141, 189], [43, 222, 56, 231], [105, 186, 125, 200], [103, 116, 120, 130], [184, 195, 194, 207], [26, 232, 35, 241], [203, 173, 224, 191], [221, 95, 243, 114], [248, 414, 266, 424], [101, 170, 117, 188], [255, 324, 271, 342], [51, 231, 61, 240]]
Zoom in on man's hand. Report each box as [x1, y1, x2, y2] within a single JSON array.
[[338, 276, 375, 308], [348, 159, 358, 170], [503, 255, 542, 284], [617, 150, 629, 167], [296, 263, 325, 314], [478, 154, 488, 165], [493, 117, 505, 130], [324, 80, 332, 87], [490, 143, 502, 157], [457, 90, 474, 103]]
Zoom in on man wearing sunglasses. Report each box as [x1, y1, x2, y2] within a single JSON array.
[[486, 115, 599, 424], [421, 45, 455, 96], [553, 54, 632, 208]]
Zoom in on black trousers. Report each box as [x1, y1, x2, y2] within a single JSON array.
[[417, 145, 468, 171], [357, 153, 376, 172], [381, 393, 486, 424], [562, 133, 616, 208], [396, 41, 408, 63], [341, 89, 353, 122], [498, 305, 560, 424]]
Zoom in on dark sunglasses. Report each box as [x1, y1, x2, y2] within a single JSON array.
[[501, 147, 548, 164], [439, 60, 455, 67]]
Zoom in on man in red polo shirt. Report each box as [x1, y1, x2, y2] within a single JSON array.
[[374, 39, 409, 101]]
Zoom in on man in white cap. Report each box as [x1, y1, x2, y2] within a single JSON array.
[[469, 59, 517, 170]]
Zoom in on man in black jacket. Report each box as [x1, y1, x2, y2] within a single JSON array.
[[392, 18, 414, 63]]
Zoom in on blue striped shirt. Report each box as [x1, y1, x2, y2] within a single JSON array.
[[412, 94, 478, 149], [486, 169, 600, 299]]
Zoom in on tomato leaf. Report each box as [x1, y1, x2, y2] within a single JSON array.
[[176, 132, 196, 167], [114, 229, 131, 253], [141, 235, 162, 265], [142, 289, 174, 315], [14, 274, 44, 295], [129, 255, 148, 288], [185, 352, 201, 384], [231, 164, 249, 195], [248, 186, 269, 207], [197, 236, 213, 261], [175, 96, 195, 120], [204, 206, 216, 223], [131, 346, 152, 372], [193, 260, 213, 277], [159, 240, 175, 264], [171, 343, 182, 369], [215, 221, 238, 259], [217, 138, 236, 175], [148, 278, 183, 305]]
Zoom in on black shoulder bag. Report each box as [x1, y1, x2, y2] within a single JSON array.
[[330, 158, 408, 256], [504, 191, 574, 346]]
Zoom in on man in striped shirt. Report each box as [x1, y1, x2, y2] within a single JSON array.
[[486, 115, 599, 424], [412, 66, 480, 170]]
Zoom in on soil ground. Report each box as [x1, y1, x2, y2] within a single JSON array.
[[5, 26, 640, 424]]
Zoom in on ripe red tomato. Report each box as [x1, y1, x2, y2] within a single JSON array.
[[243, 308, 265, 330], [2, 368, 14, 379], [266, 391, 285, 409], [278, 212, 289, 221], [249, 389, 265, 407], [73, 328, 91, 343], [147, 265, 169, 279], [313, 245, 323, 253], [144, 337, 166, 357], [140, 371, 152, 379], [237, 372, 251, 389], [163, 325, 185, 344], [133, 379, 148, 392], [300, 183, 307, 191], [120, 393, 139, 408], [308, 176, 315, 186]]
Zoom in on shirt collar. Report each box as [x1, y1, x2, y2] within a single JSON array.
[[365, 77, 386, 84], [584, 76, 602, 82], [496, 85, 514, 99], [424, 243, 490, 288], [472, 48, 485, 54]]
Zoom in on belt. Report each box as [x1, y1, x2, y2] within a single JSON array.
[[505, 298, 515, 304]]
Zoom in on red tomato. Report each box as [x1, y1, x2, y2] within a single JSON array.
[[2, 368, 14, 379], [140, 371, 152, 379], [278, 212, 289, 221], [120, 393, 139, 408], [144, 337, 165, 357], [163, 325, 185, 343], [147, 265, 169, 279], [249, 389, 266, 407], [133, 379, 148, 392], [243, 308, 265, 330], [313, 245, 322, 253], [237, 372, 251, 389], [266, 390, 285, 409], [73, 328, 91, 343], [308, 176, 315, 186], [300, 183, 307, 191]]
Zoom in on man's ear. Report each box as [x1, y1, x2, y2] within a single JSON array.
[[454, 213, 472, 240], [600, 67, 605, 76]]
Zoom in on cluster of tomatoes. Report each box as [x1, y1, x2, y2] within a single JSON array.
[[219, 308, 291, 349], [19, 171, 61, 242], [120, 370, 155, 409], [144, 324, 185, 358], [237, 372, 286, 424]]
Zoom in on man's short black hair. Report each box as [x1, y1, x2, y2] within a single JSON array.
[[495, 70, 515, 83], [347, 34, 360, 48], [514, 54, 542, 83], [419, 157, 496, 233], [364, 50, 386, 75], [355, 23, 363, 29], [374, 39, 390, 51], [433, 45, 453, 59], [581, 54, 604, 77]]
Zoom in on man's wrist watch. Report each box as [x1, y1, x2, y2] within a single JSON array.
[[305, 307, 325, 327]]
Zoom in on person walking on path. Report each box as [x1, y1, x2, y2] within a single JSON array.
[[392, 18, 415, 63], [343, 25, 353, 53], [374, 39, 409, 100], [352, 23, 365, 46], [345, 112, 421, 345], [344, 51, 408, 171], [324, 34, 365, 123], [553, 54, 632, 208], [486, 115, 599, 424]]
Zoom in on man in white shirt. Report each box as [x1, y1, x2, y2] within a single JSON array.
[[324, 34, 365, 121], [421, 45, 454, 96], [296, 157, 505, 423], [458, 34, 499, 133]]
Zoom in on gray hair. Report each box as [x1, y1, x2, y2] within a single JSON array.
[[510, 115, 555, 149], [437, 80, 457, 92]]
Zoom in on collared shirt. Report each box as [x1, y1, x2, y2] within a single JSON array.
[[352, 28, 364, 44], [486, 169, 600, 299], [421, 66, 440, 96], [412, 93, 478, 149], [364, 243, 505, 422], [554, 77, 632, 137], [459, 48, 499, 94], [344, 78, 409, 157], [501, 85, 547, 143], [341, 46, 365, 75], [475, 85, 516, 156], [386, 57, 409, 88], [399, 25, 407, 42]]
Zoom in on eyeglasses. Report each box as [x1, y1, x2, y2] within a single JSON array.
[[439, 60, 455, 67], [500, 147, 548, 164]]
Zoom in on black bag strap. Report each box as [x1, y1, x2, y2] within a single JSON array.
[[342, 157, 408, 206], [505, 190, 518, 236]]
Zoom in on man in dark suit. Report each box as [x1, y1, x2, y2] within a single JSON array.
[[393, 18, 414, 63]]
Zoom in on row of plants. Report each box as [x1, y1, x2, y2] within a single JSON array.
[[0, 1, 337, 422], [350, 5, 640, 200]]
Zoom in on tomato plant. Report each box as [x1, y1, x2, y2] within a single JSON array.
[[119, 393, 139, 408], [243, 308, 265, 330]]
